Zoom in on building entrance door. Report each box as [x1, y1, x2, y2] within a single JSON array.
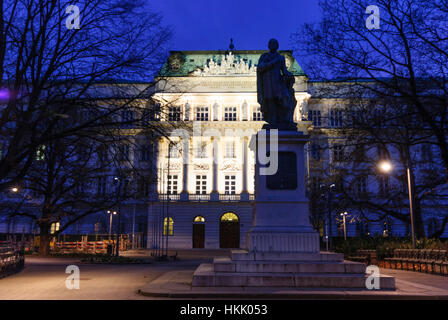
[[193, 216, 205, 248], [219, 212, 240, 248]]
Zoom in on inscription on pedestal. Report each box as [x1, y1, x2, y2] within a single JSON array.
[[266, 152, 297, 190]]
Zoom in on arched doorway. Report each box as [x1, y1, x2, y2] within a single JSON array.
[[220, 212, 240, 248], [193, 216, 205, 248]]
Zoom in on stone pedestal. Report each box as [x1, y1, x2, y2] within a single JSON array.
[[192, 129, 395, 290], [246, 130, 319, 253]]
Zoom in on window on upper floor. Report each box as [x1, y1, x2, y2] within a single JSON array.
[[329, 109, 343, 127], [117, 144, 130, 161], [224, 175, 236, 195], [167, 175, 179, 194], [168, 106, 181, 121], [310, 144, 321, 161], [168, 143, 181, 158], [121, 110, 134, 128], [355, 176, 368, 195], [421, 144, 433, 162], [224, 106, 237, 121], [225, 141, 236, 158], [196, 107, 209, 121], [140, 144, 152, 162], [194, 141, 208, 158], [195, 175, 207, 195], [253, 106, 263, 121], [308, 110, 321, 127], [378, 175, 390, 197], [332, 144, 344, 162], [97, 176, 107, 196]]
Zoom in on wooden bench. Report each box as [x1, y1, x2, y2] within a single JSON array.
[[348, 249, 377, 265], [384, 248, 448, 275]]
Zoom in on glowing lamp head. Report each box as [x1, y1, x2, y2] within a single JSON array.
[[11, 187, 18, 193], [379, 161, 393, 173]]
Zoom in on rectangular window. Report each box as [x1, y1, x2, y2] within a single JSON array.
[[117, 144, 130, 161], [224, 175, 236, 195], [97, 176, 107, 195], [196, 107, 209, 121], [253, 106, 263, 121], [195, 142, 208, 158], [168, 143, 181, 158], [356, 176, 367, 195], [195, 175, 207, 195], [332, 144, 344, 162], [168, 106, 181, 121], [225, 141, 236, 158], [311, 144, 321, 161], [138, 178, 150, 197], [308, 110, 321, 127], [378, 176, 390, 196], [354, 144, 365, 162], [224, 106, 237, 121], [329, 109, 343, 127], [140, 144, 152, 162], [121, 110, 134, 128], [167, 175, 178, 194]]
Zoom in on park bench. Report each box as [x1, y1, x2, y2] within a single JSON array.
[[348, 249, 377, 265], [384, 248, 448, 276], [0, 247, 24, 278]]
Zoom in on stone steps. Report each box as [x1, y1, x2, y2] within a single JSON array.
[[230, 250, 344, 262], [213, 257, 366, 274], [193, 263, 396, 289]]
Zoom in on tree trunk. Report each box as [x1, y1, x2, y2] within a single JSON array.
[[38, 225, 51, 256]]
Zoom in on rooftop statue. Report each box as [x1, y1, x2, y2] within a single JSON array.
[[257, 39, 297, 130]]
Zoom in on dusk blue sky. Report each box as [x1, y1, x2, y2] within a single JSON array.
[[150, 1, 322, 52]]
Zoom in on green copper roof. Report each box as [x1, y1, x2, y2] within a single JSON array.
[[158, 50, 306, 77]]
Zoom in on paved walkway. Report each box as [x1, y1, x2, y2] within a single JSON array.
[[0, 250, 447, 299]]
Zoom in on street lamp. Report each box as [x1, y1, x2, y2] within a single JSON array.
[[340, 212, 348, 240], [107, 210, 117, 241], [320, 183, 336, 251], [11, 187, 18, 193], [378, 160, 416, 248]]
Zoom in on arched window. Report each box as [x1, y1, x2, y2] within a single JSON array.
[[221, 212, 239, 222], [193, 216, 205, 223], [163, 217, 174, 236]]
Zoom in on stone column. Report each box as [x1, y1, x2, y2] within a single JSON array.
[[210, 137, 219, 201], [180, 137, 190, 201]]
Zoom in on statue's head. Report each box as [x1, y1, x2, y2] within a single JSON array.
[[268, 39, 279, 52]]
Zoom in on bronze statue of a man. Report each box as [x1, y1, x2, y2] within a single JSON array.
[[257, 39, 297, 130]]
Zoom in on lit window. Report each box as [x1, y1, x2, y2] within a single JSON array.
[[225, 141, 235, 158], [36, 145, 46, 161], [168, 106, 181, 121], [224, 106, 237, 121], [224, 175, 236, 195], [221, 212, 239, 222], [193, 216, 205, 223], [50, 222, 60, 234], [195, 175, 207, 195], [196, 107, 209, 121], [329, 109, 343, 127], [253, 106, 263, 121], [167, 175, 178, 194], [163, 217, 174, 236], [194, 142, 208, 158], [308, 110, 321, 127]]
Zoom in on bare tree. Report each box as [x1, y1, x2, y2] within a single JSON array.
[[0, 0, 172, 191], [294, 0, 448, 184]]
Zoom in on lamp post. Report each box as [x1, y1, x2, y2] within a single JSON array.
[[107, 210, 117, 241], [340, 212, 348, 240], [378, 160, 416, 248], [321, 183, 336, 251], [113, 176, 123, 257]]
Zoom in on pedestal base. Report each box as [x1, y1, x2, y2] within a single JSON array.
[[191, 250, 396, 290], [246, 231, 319, 253]]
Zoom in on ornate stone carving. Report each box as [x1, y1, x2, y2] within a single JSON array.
[[193, 52, 257, 76], [220, 162, 241, 171], [193, 164, 210, 171]]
